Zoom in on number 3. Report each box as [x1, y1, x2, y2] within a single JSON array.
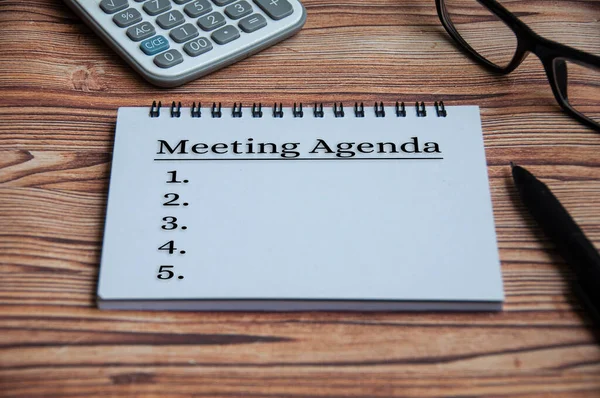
[[162, 216, 178, 230]]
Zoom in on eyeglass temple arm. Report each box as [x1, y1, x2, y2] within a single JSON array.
[[554, 59, 568, 100]]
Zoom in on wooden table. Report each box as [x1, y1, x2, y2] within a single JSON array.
[[1, 0, 599, 396]]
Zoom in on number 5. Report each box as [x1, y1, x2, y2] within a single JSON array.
[[157, 265, 175, 280]]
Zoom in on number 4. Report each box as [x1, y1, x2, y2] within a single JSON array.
[[158, 240, 177, 254]]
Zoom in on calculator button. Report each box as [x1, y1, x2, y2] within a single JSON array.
[[140, 35, 170, 55], [170, 23, 199, 43], [211, 25, 240, 45], [127, 21, 156, 41], [113, 8, 142, 27], [156, 10, 185, 29], [253, 0, 292, 20], [173, 0, 194, 3], [154, 49, 184, 68], [142, 0, 172, 16], [100, 0, 129, 14], [224, 1, 253, 19], [183, 37, 213, 56], [212, 0, 236, 6], [184, 0, 212, 17], [198, 12, 226, 31], [238, 13, 266, 32]]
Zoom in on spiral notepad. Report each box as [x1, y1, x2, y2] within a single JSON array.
[[97, 101, 504, 311]]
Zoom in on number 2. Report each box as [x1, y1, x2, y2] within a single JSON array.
[[163, 193, 180, 206]]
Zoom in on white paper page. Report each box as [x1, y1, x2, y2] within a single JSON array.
[[97, 105, 503, 308]]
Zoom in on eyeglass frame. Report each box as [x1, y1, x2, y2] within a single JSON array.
[[435, 0, 600, 132]]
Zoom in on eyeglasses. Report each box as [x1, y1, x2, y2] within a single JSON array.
[[435, 0, 600, 132]]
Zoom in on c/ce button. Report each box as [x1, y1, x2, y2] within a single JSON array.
[[140, 35, 170, 55]]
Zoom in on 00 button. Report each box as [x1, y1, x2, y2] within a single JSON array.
[[183, 37, 213, 57]]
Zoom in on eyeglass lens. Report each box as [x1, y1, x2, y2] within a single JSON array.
[[553, 59, 600, 126], [443, 0, 517, 68]]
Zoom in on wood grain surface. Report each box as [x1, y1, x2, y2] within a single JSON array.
[[1, 0, 600, 396]]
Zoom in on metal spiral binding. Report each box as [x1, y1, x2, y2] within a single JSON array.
[[191, 102, 201, 118], [232, 102, 242, 118], [374, 102, 385, 118], [354, 102, 365, 117], [313, 103, 324, 118], [252, 103, 263, 118], [171, 101, 181, 118], [416, 101, 427, 117], [273, 103, 284, 118], [211, 102, 222, 118], [149, 101, 450, 118], [395, 101, 406, 117], [150, 101, 161, 118], [293, 103, 303, 117], [333, 103, 344, 118], [435, 101, 447, 117]]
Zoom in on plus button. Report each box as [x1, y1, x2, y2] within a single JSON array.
[[254, 0, 293, 20]]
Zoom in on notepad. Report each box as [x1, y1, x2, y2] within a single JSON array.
[[97, 102, 504, 311]]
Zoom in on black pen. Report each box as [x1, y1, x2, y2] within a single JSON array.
[[511, 163, 600, 325]]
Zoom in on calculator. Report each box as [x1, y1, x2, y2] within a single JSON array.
[[64, 0, 306, 87]]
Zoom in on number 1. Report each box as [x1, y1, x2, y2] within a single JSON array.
[[167, 170, 186, 183]]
